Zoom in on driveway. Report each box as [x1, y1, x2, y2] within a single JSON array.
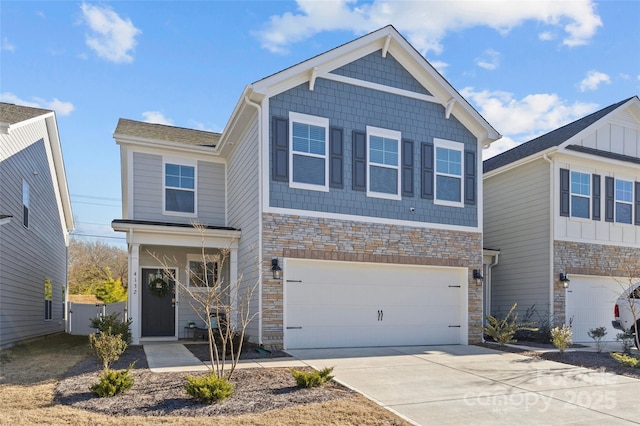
[[287, 345, 639, 426]]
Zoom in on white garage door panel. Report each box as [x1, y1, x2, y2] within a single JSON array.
[[566, 276, 627, 342], [284, 259, 466, 349]]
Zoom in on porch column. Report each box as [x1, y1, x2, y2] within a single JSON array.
[[129, 243, 141, 344], [229, 248, 238, 329]]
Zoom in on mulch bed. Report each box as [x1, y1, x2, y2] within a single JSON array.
[[55, 345, 353, 417]]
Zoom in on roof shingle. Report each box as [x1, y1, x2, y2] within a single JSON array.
[[0, 102, 52, 125], [114, 118, 221, 147]]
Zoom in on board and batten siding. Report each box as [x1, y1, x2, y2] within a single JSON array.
[[227, 116, 261, 343], [484, 158, 551, 317], [132, 152, 226, 226], [0, 120, 67, 349]]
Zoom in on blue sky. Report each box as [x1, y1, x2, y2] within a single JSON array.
[[2, 1, 639, 246]]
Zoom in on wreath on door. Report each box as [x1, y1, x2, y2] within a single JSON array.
[[148, 277, 169, 297]]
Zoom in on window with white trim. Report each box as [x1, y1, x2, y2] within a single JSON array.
[[187, 255, 219, 289], [22, 180, 29, 228], [289, 112, 329, 191], [615, 178, 633, 224], [434, 139, 464, 207], [367, 126, 401, 200], [164, 160, 196, 215], [570, 171, 590, 219]]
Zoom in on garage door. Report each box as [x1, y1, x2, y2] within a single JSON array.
[[566, 275, 628, 342], [284, 259, 467, 349]]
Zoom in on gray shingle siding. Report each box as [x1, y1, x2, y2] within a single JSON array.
[[269, 73, 478, 228]]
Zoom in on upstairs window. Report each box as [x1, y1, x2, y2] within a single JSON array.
[[615, 179, 633, 224], [164, 161, 196, 215], [289, 112, 329, 191], [367, 126, 401, 200], [434, 139, 463, 207], [22, 180, 29, 228], [570, 171, 590, 219]]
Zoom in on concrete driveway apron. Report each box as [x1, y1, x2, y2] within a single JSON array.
[[287, 345, 640, 426]]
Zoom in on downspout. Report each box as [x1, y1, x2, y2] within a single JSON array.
[[542, 153, 555, 326], [243, 95, 264, 345]]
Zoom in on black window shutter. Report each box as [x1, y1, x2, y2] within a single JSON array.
[[464, 150, 476, 205], [272, 117, 288, 182], [421, 142, 434, 199], [401, 139, 414, 197], [559, 168, 570, 217], [329, 127, 343, 189], [605, 176, 614, 222], [635, 182, 640, 226], [352, 131, 366, 191], [592, 174, 601, 221]]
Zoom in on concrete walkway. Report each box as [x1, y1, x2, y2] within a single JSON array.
[[287, 345, 640, 426]]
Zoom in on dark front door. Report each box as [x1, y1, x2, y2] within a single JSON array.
[[141, 269, 176, 337]]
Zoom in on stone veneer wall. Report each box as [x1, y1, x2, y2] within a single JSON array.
[[554, 240, 640, 325], [261, 212, 483, 348]]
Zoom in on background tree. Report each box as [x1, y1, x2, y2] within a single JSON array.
[[68, 239, 128, 295], [95, 278, 128, 303]]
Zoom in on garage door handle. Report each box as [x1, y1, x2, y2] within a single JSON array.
[[377, 310, 384, 321], [286, 326, 302, 329]]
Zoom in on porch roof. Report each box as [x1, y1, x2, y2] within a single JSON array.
[[112, 219, 241, 248]]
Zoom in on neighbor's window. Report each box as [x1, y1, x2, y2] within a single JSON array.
[[187, 257, 219, 288], [289, 112, 329, 191], [44, 278, 53, 321], [570, 171, 590, 219], [164, 161, 196, 215], [22, 180, 29, 228], [434, 139, 464, 207], [615, 179, 633, 224], [367, 126, 401, 200]]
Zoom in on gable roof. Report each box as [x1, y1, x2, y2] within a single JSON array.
[[484, 97, 637, 173], [114, 118, 220, 147], [0, 102, 52, 134], [219, 25, 500, 153]]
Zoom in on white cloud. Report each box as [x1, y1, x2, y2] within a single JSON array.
[[0, 92, 74, 116], [254, 0, 602, 55], [579, 70, 611, 92], [474, 49, 500, 70], [80, 2, 141, 63], [2, 37, 15, 52], [142, 111, 173, 125], [461, 88, 598, 159], [538, 31, 555, 41]]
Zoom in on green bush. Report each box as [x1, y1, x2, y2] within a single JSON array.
[[90, 364, 135, 397], [89, 330, 127, 371], [610, 352, 640, 368], [587, 326, 608, 353], [482, 303, 538, 346], [185, 374, 234, 403], [616, 330, 635, 354], [291, 367, 334, 388], [551, 325, 573, 354], [90, 313, 132, 344]]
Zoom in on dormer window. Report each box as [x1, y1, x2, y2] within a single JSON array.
[[164, 159, 197, 216]]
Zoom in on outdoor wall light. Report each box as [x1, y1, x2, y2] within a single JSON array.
[[473, 269, 484, 286], [559, 273, 570, 288], [271, 258, 282, 280]]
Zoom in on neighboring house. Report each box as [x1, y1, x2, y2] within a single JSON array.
[[0, 102, 74, 349], [112, 25, 501, 348], [484, 96, 640, 342]]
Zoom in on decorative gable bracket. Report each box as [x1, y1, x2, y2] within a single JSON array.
[[445, 98, 456, 119], [382, 35, 392, 58], [309, 67, 318, 91]]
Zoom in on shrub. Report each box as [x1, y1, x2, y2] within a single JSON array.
[[610, 352, 640, 368], [90, 313, 132, 344], [95, 278, 127, 304], [482, 303, 538, 346], [587, 326, 608, 353], [551, 325, 573, 354], [89, 330, 127, 371], [185, 374, 234, 403], [90, 364, 135, 397], [291, 367, 334, 388], [617, 330, 635, 354]]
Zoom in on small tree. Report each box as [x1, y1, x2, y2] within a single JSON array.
[[89, 329, 127, 371], [95, 278, 127, 303], [551, 325, 573, 356], [587, 326, 607, 353], [482, 303, 538, 346]]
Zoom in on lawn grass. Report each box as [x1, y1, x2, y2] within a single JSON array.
[[0, 334, 408, 425]]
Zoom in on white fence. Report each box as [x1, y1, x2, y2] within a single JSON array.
[[67, 302, 127, 336]]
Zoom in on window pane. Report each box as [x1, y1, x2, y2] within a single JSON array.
[[570, 171, 590, 196], [616, 202, 632, 224], [293, 136, 309, 153], [370, 166, 397, 194], [166, 164, 195, 190], [308, 125, 325, 142], [166, 189, 194, 213], [292, 122, 307, 139], [571, 195, 589, 218], [292, 155, 325, 185], [436, 147, 461, 176], [436, 175, 461, 202], [616, 180, 632, 202], [181, 166, 194, 179], [165, 163, 179, 176], [180, 176, 195, 190], [309, 139, 325, 155], [166, 175, 180, 187], [370, 136, 398, 166]]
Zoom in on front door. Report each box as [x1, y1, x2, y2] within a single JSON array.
[[141, 268, 176, 337]]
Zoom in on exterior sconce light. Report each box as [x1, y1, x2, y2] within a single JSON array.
[[271, 258, 282, 280], [473, 269, 484, 286], [559, 273, 570, 288]]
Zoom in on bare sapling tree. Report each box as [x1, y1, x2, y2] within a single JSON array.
[[609, 263, 640, 352], [149, 223, 260, 379]]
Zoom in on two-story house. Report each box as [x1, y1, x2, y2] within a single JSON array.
[[0, 102, 74, 349], [484, 96, 640, 342], [113, 25, 501, 348]]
